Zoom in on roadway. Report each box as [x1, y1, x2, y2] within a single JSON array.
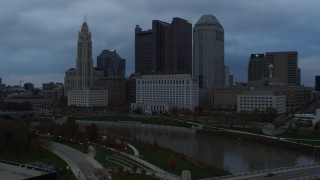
[[49, 142, 99, 179], [221, 165, 320, 180]]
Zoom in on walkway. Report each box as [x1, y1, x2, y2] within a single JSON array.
[[97, 144, 181, 180], [127, 143, 139, 156], [49, 142, 106, 179]]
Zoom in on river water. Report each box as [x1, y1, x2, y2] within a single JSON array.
[[101, 125, 318, 174]]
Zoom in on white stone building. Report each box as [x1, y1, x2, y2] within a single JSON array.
[[68, 88, 107, 107], [237, 91, 286, 114], [131, 74, 199, 114]]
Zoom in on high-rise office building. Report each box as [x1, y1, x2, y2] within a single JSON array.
[[65, 20, 103, 92], [248, 54, 270, 83], [315, 76, 320, 92], [135, 26, 152, 74], [266, 51, 299, 86], [97, 50, 125, 78], [248, 51, 300, 86], [135, 17, 192, 74], [193, 14, 225, 89], [64, 20, 107, 107]]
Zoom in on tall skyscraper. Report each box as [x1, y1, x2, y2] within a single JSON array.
[[135, 17, 192, 74], [65, 20, 103, 92], [135, 26, 152, 74], [266, 51, 299, 86], [97, 50, 125, 77], [248, 54, 270, 83], [76, 21, 93, 87], [193, 14, 225, 89], [315, 76, 320, 92], [64, 20, 107, 107]]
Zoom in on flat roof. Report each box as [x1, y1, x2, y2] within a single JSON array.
[[0, 162, 42, 179]]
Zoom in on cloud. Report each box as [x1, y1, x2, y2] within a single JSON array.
[[0, 0, 319, 87]]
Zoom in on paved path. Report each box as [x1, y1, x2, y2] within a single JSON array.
[[49, 142, 103, 179], [99, 144, 181, 180], [127, 143, 139, 156]]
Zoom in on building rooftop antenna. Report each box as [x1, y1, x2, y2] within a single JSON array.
[[84, 15, 87, 23]]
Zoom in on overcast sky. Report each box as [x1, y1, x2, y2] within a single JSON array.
[[0, 0, 319, 87]]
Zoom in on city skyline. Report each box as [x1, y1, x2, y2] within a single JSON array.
[[0, 0, 319, 87]]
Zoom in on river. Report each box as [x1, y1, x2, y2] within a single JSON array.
[[82, 122, 319, 174]]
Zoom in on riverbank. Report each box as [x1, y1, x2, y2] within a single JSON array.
[[197, 129, 320, 157]]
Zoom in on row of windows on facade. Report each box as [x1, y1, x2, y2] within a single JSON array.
[[239, 104, 274, 106], [138, 96, 192, 101], [239, 96, 275, 99], [137, 102, 191, 106], [137, 95, 193, 99], [138, 79, 191, 85], [137, 90, 192, 94], [239, 100, 274, 103], [239, 107, 277, 111]]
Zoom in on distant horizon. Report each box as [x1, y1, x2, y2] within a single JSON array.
[[0, 0, 319, 87]]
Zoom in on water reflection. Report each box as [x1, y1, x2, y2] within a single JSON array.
[[103, 126, 319, 174]]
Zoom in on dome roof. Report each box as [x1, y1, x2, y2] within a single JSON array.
[[195, 14, 222, 27]]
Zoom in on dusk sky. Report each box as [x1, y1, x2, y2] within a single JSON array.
[[0, 0, 319, 87]]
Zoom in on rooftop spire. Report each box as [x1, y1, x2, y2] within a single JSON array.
[[84, 15, 87, 23]]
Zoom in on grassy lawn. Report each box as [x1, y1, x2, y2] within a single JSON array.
[[0, 147, 76, 180], [128, 139, 228, 179], [279, 130, 320, 146], [94, 146, 155, 180], [68, 115, 192, 128]]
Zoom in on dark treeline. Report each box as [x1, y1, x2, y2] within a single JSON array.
[[0, 99, 32, 111]]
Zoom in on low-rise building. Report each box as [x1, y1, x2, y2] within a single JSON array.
[[131, 74, 198, 114], [41, 82, 64, 108], [68, 87, 107, 107], [237, 91, 286, 114]]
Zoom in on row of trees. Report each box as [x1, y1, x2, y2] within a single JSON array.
[[0, 99, 32, 111], [239, 107, 278, 123], [51, 118, 99, 143], [0, 119, 47, 156]]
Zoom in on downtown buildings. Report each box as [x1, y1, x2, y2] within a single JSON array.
[[132, 17, 198, 114], [248, 51, 300, 86], [135, 17, 192, 74]]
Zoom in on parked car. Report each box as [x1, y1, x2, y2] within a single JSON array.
[[264, 172, 274, 177]]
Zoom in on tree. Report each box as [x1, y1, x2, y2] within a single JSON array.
[[63, 118, 78, 137], [251, 109, 261, 122], [86, 123, 99, 142], [314, 121, 320, 131], [168, 155, 176, 172], [133, 107, 142, 114], [194, 106, 203, 117], [265, 107, 277, 123], [169, 107, 179, 117], [239, 110, 250, 124], [0, 119, 31, 156]]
